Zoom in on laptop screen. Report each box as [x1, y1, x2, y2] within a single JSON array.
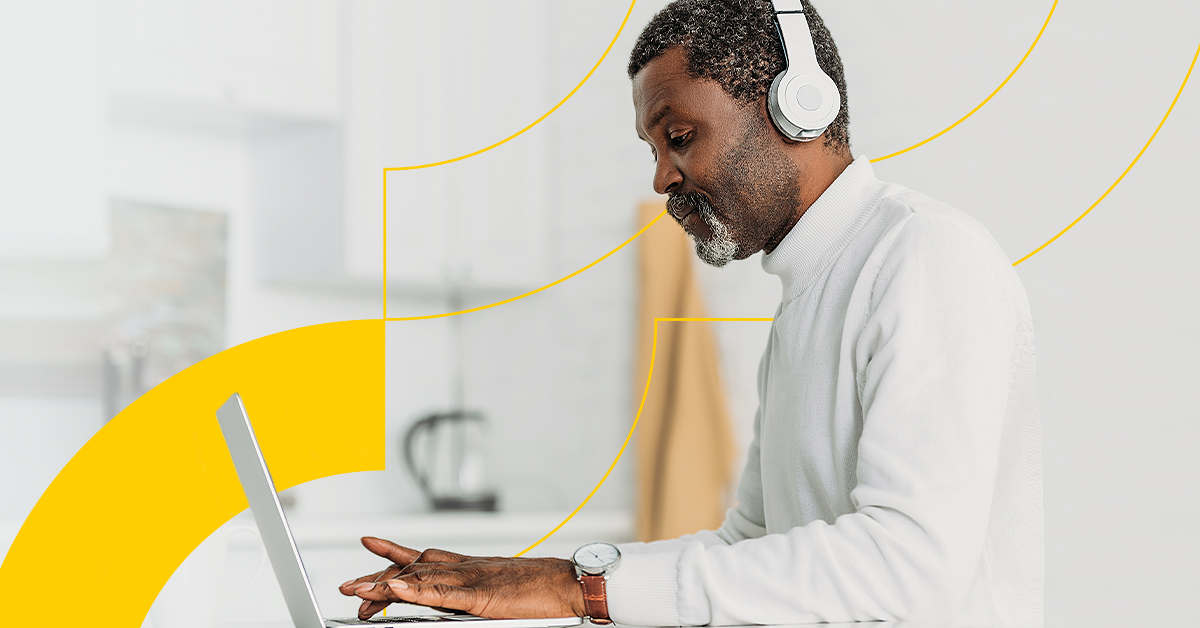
[[215, 393, 326, 628]]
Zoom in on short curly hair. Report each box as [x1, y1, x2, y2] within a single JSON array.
[[628, 0, 850, 151]]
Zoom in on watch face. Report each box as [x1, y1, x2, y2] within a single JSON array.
[[574, 542, 621, 573]]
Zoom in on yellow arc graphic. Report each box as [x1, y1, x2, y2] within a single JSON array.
[[0, 320, 385, 621], [384, 0, 637, 172], [384, 209, 669, 321], [514, 318, 771, 557], [1013, 40, 1199, 266], [871, 0, 1058, 163]]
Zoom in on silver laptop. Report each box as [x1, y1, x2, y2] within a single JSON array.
[[215, 393, 583, 628]]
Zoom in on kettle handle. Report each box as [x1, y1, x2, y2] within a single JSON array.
[[403, 413, 442, 500], [403, 411, 489, 503]]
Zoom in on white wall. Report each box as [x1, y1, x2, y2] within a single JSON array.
[[0, 2, 107, 258]]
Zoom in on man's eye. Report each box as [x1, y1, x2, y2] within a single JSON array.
[[669, 132, 692, 148]]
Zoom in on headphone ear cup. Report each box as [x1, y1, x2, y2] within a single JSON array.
[[768, 70, 840, 141]]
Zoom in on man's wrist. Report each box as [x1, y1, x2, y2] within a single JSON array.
[[559, 558, 588, 617], [570, 542, 621, 623]]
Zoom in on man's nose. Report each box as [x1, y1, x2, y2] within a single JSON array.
[[653, 157, 683, 196]]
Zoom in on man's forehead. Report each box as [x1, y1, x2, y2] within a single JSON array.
[[632, 49, 695, 133]]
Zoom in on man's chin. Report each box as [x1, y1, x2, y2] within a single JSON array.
[[697, 256, 731, 268], [692, 237, 739, 268]]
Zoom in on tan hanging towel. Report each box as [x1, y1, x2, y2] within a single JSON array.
[[633, 200, 737, 543]]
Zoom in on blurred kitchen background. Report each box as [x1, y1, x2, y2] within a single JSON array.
[[0, 1, 1196, 626]]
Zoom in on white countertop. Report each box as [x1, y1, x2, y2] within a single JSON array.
[[276, 510, 633, 551], [0, 509, 633, 567]]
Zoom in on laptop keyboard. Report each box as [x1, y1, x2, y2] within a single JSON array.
[[328, 614, 492, 624], [329, 617, 453, 624]]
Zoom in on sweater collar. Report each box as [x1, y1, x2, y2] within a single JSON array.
[[761, 155, 881, 302]]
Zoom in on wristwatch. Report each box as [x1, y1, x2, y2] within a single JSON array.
[[571, 542, 621, 624]]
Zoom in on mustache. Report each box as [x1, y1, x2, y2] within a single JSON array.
[[668, 192, 738, 267], [666, 192, 712, 221]]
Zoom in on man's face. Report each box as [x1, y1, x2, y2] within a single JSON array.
[[632, 47, 802, 266]]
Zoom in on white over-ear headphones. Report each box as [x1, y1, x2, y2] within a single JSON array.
[[767, 0, 841, 141]]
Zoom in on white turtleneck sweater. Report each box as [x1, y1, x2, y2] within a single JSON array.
[[606, 157, 1043, 626]]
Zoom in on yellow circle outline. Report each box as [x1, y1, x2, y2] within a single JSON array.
[[870, 0, 1058, 163]]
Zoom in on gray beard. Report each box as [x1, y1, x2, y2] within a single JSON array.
[[676, 194, 738, 267]]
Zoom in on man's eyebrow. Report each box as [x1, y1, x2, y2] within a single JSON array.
[[645, 105, 672, 132]]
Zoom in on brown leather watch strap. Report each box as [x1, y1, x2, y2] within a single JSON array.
[[579, 574, 611, 624]]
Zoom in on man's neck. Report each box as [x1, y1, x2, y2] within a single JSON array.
[[761, 150, 853, 255]]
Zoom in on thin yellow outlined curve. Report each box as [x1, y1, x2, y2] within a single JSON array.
[[384, 210, 670, 321], [383, 0, 637, 172], [513, 317, 772, 557], [380, 2, 1060, 318], [381, 0, 637, 317], [1012, 40, 1199, 266], [871, 0, 1058, 163]]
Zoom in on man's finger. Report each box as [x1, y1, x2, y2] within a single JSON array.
[[339, 566, 401, 595], [354, 568, 468, 593], [355, 579, 479, 615], [361, 537, 422, 567], [340, 571, 385, 596], [358, 599, 391, 620], [397, 581, 480, 615]]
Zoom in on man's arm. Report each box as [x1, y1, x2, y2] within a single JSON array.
[[339, 417, 768, 624], [604, 395, 770, 624]]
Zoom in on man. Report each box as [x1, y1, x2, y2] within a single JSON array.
[[340, 0, 1043, 624]]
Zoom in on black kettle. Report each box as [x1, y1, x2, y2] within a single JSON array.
[[403, 410, 498, 511]]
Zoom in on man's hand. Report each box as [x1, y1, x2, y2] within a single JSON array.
[[338, 537, 586, 620]]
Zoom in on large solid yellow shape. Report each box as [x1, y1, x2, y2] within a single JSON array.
[[0, 320, 385, 624]]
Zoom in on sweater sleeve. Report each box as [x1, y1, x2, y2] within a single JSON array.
[[609, 211, 1019, 625], [607, 336, 775, 625]]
